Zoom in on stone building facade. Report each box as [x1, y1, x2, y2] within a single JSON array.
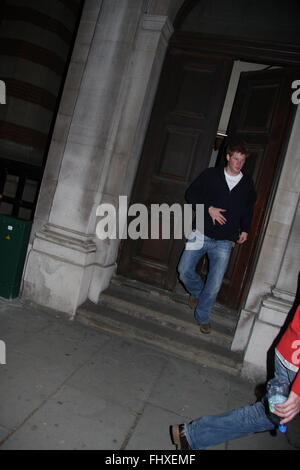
[[1, 0, 299, 381]]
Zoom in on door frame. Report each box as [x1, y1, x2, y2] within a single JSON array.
[[218, 67, 299, 309], [171, 32, 300, 67], [170, 32, 300, 311], [117, 48, 234, 291], [118, 31, 300, 313]]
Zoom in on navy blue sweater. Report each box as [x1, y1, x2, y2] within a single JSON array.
[[186, 166, 257, 242]]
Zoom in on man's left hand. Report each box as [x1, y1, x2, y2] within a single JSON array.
[[237, 232, 248, 244], [275, 391, 300, 425]]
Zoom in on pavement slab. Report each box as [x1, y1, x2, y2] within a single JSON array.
[[0, 297, 299, 451]]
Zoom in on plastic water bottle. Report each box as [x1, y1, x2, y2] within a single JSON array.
[[267, 378, 289, 433]]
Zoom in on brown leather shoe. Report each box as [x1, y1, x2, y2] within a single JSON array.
[[170, 424, 191, 450], [188, 295, 198, 310], [199, 323, 211, 334]]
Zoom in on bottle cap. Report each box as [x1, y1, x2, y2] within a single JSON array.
[[279, 424, 287, 433]]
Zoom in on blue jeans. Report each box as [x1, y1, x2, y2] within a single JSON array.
[[178, 233, 232, 324], [185, 354, 297, 450]]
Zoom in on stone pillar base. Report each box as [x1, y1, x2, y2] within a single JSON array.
[[240, 291, 293, 381], [22, 224, 96, 317], [88, 263, 117, 303], [231, 308, 256, 353]]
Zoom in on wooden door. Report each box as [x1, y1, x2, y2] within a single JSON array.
[[117, 48, 233, 289], [217, 67, 299, 309]]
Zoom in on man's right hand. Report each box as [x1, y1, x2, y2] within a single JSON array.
[[208, 206, 227, 225]]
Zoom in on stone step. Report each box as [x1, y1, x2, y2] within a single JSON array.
[[111, 276, 238, 334], [100, 282, 235, 349], [76, 277, 242, 375]]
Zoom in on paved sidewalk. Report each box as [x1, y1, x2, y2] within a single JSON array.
[[0, 297, 299, 450]]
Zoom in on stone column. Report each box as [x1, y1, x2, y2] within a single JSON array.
[[22, 0, 173, 316], [232, 106, 300, 381], [88, 13, 173, 303]]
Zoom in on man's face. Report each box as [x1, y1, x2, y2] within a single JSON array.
[[226, 152, 246, 176]]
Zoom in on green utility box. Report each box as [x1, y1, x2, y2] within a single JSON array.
[[0, 215, 32, 299]]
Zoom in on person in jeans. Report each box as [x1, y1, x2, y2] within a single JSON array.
[[170, 305, 300, 450], [177, 139, 256, 334]]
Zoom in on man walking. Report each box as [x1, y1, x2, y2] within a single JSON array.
[[170, 304, 300, 450], [178, 139, 256, 334]]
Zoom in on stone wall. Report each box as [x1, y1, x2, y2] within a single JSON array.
[[22, 0, 174, 315], [232, 106, 300, 381]]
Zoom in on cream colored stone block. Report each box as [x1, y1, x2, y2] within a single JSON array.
[[253, 234, 287, 285], [43, 139, 66, 181], [80, 0, 103, 23], [277, 239, 300, 293], [59, 84, 82, 117], [88, 263, 117, 303], [51, 113, 72, 144], [243, 320, 280, 372], [23, 250, 95, 317], [231, 309, 256, 352], [95, 0, 142, 44], [258, 298, 289, 326], [49, 184, 97, 233], [267, 189, 298, 240], [56, 140, 103, 191], [278, 110, 300, 193], [244, 275, 272, 312]]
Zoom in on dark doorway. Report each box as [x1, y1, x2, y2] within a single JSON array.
[[117, 49, 233, 290], [117, 31, 299, 313], [216, 66, 299, 309]]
